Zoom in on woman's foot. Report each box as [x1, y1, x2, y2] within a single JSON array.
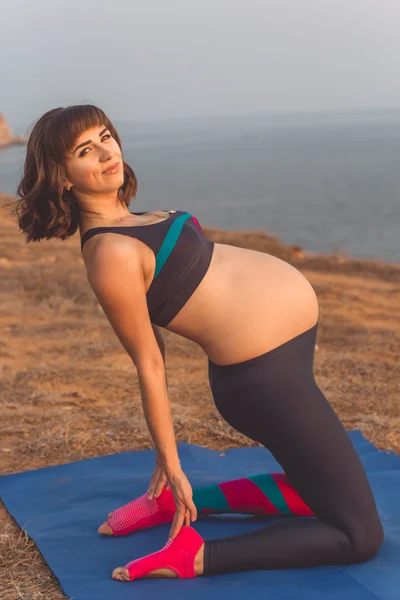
[[99, 484, 176, 536], [112, 526, 205, 581], [112, 567, 179, 580]]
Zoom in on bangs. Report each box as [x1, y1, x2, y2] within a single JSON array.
[[43, 105, 111, 162]]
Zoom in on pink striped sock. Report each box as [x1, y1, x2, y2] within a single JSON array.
[[124, 526, 204, 580], [107, 485, 176, 536]]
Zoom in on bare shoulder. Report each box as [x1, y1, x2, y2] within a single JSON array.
[[83, 234, 143, 279], [84, 237, 163, 369]]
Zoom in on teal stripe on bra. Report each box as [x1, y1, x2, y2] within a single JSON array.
[[154, 213, 192, 278]]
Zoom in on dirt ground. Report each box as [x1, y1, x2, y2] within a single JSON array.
[[0, 193, 399, 599]]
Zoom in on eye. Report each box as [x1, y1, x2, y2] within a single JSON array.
[[79, 133, 111, 157]]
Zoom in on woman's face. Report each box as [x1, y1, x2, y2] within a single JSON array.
[[64, 124, 124, 195]]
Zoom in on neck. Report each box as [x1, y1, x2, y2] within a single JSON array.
[[74, 189, 131, 221], [78, 202, 133, 231]]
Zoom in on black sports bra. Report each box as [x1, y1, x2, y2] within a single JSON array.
[[80, 209, 215, 327]]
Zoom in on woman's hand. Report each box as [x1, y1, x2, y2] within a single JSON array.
[[147, 453, 169, 500], [167, 469, 197, 540]]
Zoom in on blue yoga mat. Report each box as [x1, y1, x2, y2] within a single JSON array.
[[0, 430, 398, 600]]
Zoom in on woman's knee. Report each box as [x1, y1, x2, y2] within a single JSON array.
[[351, 517, 384, 562]]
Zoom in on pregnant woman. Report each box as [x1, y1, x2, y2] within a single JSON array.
[[14, 104, 383, 582]]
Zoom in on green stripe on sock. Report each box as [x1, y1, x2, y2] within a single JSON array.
[[193, 483, 231, 513], [249, 474, 293, 515]]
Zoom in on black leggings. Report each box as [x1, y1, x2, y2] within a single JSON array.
[[204, 322, 383, 575]]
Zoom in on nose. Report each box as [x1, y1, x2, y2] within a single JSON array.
[[101, 151, 114, 162]]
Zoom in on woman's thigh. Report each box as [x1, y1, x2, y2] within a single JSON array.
[[207, 322, 381, 532]]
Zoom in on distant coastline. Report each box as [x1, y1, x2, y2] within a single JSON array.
[[1, 192, 398, 283]]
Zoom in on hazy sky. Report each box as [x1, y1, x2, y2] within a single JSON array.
[[1, 0, 399, 130]]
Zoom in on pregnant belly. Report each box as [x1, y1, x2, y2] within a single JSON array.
[[173, 243, 320, 366]]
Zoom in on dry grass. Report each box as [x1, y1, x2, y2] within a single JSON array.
[[0, 194, 399, 599]]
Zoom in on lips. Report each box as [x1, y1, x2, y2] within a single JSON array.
[[103, 162, 120, 174]]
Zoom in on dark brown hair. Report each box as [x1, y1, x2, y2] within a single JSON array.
[[5, 104, 138, 242]]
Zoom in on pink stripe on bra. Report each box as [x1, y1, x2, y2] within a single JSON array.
[[191, 215, 204, 236]]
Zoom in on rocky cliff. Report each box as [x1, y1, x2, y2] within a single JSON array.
[[0, 113, 27, 147]]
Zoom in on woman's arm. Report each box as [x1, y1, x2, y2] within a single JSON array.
[[149, 324, 176, 465], [86, 238, 179, 472], [150, 323, 169, 394], [138, 365, 180, 473]]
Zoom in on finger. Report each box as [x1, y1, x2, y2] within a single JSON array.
[[169, 509, 184, 541], [168, 514, 177, 540], [184, 509, 190, 527], [148, 478, 159, 499], [171, 509, 184, 540], [155, 474, 167, 497], [147, 483, 156, 499], [148, 471, 163, 499], [190, 501, 198, 522]]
